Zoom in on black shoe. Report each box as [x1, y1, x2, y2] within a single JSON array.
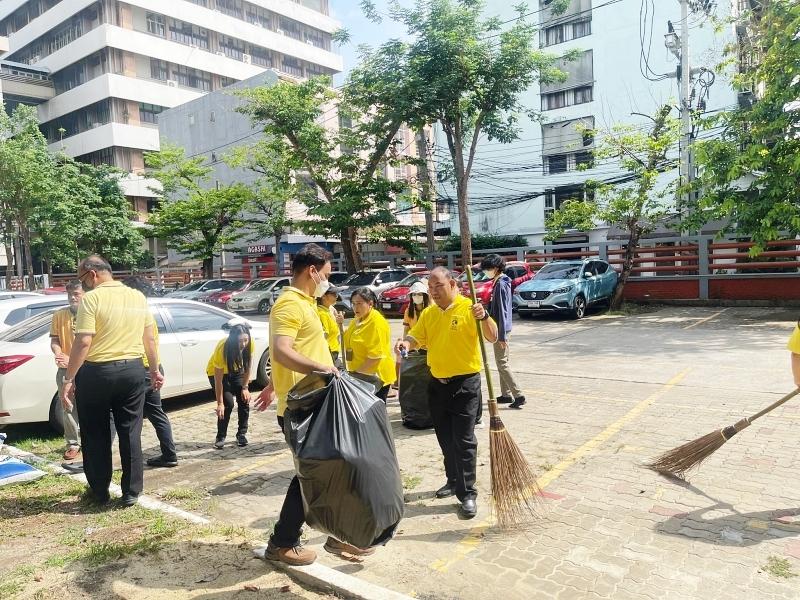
[[62, 461, 85, 473], [120, 493, 138, 507], [213, 437, 225, 449], [435, 483, 456, 499], [147, 455, 178, 468], [496, 396, 513, 404], [86, 488, 110, 505], [460, 498, 477, 518], [509, 396, 526, 409], [236, 433, 248, 447]]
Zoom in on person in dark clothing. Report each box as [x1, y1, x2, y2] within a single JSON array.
[[480, 255, 525, 409]]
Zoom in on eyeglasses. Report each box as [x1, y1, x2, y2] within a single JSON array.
[[78, 270, 94, 284]]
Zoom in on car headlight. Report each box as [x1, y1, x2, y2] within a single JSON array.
[[552, 286, 573, 294], [395, 294, 408, 302]]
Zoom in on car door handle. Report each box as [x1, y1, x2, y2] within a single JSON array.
[[181, 340, 198, 347]]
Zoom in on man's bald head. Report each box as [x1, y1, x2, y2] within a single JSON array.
[[79, 254, 112, 273], [428, 267, 459, 308], [78, 254, 113, 291]]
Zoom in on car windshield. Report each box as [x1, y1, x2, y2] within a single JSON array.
[[248, 279, 275, 291], [344, 272, 376, 286], [535, 264, 582, 280], [225, 280, 247, 291], [397, 274, 421, 287], [457, 268, 488, 283], [328, 273, 350, 285], [176, 281, 205, 292], [0, 311, 56, 343]]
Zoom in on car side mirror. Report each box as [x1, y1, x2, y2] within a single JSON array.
[[375, 279, 382, 285], [583, 272, 593, 278]]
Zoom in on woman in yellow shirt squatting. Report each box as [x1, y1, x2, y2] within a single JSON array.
[[788, 321, 800, 389], [207, 319, 255, 449], [341, 287, 397, 401], [316, 284, 342, 366]]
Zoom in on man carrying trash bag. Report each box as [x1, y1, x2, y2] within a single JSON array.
[[255, 243, 394, 565], [395, 267, 498, 518]]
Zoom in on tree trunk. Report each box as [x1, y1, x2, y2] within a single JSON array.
[[340, 227, 362, 273], [20, 224, 35, 291], [13, 228, 23, 277], [45, 258, 53, 282], [202, 257, 214, 279], [274, 229, 283, 274], [610, 231, 640, 310], [3, 222, 13, 289], [457, 179, 472, 272]]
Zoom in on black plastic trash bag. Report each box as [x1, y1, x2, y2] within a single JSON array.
[[285, 372, 404, 549], [399, 351, 434, 430]]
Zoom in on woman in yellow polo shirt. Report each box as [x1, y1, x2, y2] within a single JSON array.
[[342, 287, 397, 401], [207, 320, 255, 449], [789, 321, 800, 388], [316, 285, 342, 365]]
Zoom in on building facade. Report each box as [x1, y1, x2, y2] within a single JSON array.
[[438, 0, 737, 246], [0, 0, 343, 225]]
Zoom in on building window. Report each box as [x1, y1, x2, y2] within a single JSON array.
[[217, 0, 244, 19], [139, 103, 164, 124], [220, 35, 245, 61], [541, 84, 593, 110], [543, 151, 594, 175], [544, 186, 590, 220], [542, 18, 591, 47], [220, 75, 237, 87], [171, 64, 211, 91], [187, 0, 208, 6], [150, 59, 168, 81], [146, 12, 165, 37], [168, 18, 208, 49], [248, 44, 271, 67], [281, 57, 303, 78], [545, 154, 568, 175]]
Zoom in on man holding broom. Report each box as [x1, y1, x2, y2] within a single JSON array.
[[395, 267, 498, 518]]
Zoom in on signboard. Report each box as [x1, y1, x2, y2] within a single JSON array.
[[247, 245, 270, 254]]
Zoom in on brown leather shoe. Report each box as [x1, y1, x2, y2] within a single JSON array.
[[265, 542, 317, 566], [323, 536, 376, 558], [63, 446, 80, 461]]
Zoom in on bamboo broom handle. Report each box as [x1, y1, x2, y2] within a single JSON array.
[[465, 266, 498, 419], [338, 320, 348, 374], [749, 388, 800, 422]]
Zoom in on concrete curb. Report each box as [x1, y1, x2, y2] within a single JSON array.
[[4, 444, 413, 600]]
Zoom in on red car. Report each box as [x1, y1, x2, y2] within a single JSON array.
[[197, 279, 252, 308], [459, 261, 534, 305], [378, 272, 429, 317]]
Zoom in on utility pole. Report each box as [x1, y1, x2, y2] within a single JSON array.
[[415, 127, 436, 265]]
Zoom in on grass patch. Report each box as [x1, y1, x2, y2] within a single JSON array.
[[539, 462, 554, 472], [160, 486, 208, 511], [763, 556, 797, 579], [0, 564, 36, 597], [0, 474, 86, 518], [402, 474, 423, 491], [111, 470, 122, 485]]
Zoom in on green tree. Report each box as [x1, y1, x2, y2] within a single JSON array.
[[688, 0, 800, 246], [380, 0, 565, 267], [546, 106, 680, 309], [146, 143, 250, 277]]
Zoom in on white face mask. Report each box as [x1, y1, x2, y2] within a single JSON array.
[[483, 270, 496, 279], [412, 294, 424, 305], [311, 269, 330, 298]]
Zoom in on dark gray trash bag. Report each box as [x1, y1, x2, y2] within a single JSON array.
[[285, 371, 404, 549], [399, 351, 434, 430]]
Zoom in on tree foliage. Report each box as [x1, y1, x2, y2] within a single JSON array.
[[442, 234, 529, 252]]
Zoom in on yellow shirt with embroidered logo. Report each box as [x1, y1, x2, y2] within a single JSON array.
[[788, 325, 800, 354], [270, 287, 333, 416], [343, 308, 396, 386], [75, 281, 155, 363], [317, 305, 340, 354], [50, 307, 77, 355], [408, 294, 482, 379]]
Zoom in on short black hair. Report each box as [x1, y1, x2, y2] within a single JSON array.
[[122, 275, 155, 297], [480, 254, 505, 271], [65, 280, 83, 293], [79, 254, 112, 273], [291, 243, 331, 275], [351, 287, 377, 305]]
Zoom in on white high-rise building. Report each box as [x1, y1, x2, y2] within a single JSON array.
[[0, 0, 342, 221]]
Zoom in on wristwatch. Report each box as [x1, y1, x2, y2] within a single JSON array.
[[478, 312, 490, 321], [63, 376, 74, 383]]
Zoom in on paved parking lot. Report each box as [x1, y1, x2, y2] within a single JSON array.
[[11, 305, 800, 599]]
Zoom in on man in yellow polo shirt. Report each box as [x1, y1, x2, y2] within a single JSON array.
[[254, 243, 339, 566], [396, 267, 498, 519], [60, 255, 162, 507], [788, 322, 800, 388]]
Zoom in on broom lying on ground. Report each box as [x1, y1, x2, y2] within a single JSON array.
[[646, 388, 800, 478], [465, 267, 542, 528]]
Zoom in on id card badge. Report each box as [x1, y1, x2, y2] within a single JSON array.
[[345, 349, 354, 362]]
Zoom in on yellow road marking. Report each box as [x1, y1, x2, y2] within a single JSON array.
[[429, 368, 690, 573], [683, 308, 729, 330], [217, 452, 289, 484]]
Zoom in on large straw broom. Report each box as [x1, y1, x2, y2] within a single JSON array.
[[465, 267, 541, 528], [647, 388, 800, 478]]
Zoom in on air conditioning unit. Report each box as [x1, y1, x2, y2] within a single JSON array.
[[242, 53, 251, 64], [167, 79, 178, 87]]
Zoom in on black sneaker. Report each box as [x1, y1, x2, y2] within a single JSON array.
[[236, 433, 248, 447], [509, 396, 526, 409], [147, 455, 178, 468], [496, 396, 513, 404], [121, 493, 138, 507]]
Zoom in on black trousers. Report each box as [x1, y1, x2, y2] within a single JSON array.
[[76, 359, 146, 497], [208, 375, 250, 439], [428, 373, 481, 501], [144, 366, 176, 461], [270, 414, 306, 548]]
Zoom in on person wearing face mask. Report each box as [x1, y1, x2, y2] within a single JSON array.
[[480, 254, 525, 409], [341, 287, 397, 401], [403, 280, 430, 338]]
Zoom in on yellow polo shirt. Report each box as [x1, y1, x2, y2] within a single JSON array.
[[788, 325, 800, 354], [343, 308, 396, 386], [206, 336, 256, 377], [142, 324, 159, 370], [75, 281, 155, 363], [317, 305, 340, 353], [50, 307, 76, 355], [408, 295, 482, 379], [270, 287, 333, 416]]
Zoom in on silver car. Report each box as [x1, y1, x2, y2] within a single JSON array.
[[227, 277, 292, 314]]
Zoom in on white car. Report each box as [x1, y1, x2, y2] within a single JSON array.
[[0, 292, 42, 301], [0, 298, 271, 432], [0, 295, 68, 331]]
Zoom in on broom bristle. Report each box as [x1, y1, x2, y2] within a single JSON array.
[[646, 429, 728, 478], [490, 416, 542, 529]]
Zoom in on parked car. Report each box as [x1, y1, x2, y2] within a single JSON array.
[[0, 298, 271, 432], [0, 295, 68, 332], [197, 279, 251, 308], [0, 292, 41, 301], [166, 279, 234, 300], [336, 269, 410, 315], [227, 277, 292, 314], [378, 272, 429, 317], [513, 259, 618, 319], [459, 261, 534, 305], [328, 272, 350, 286]]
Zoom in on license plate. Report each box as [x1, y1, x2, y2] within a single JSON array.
[[382, 303, 392, 310], [527, 300, 541, 308]]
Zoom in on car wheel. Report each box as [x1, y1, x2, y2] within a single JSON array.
[[48, 393, 65, 435], [256, 349, 271, 387], [258, 299, 270, 314], [572, 295, 587, 320]]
